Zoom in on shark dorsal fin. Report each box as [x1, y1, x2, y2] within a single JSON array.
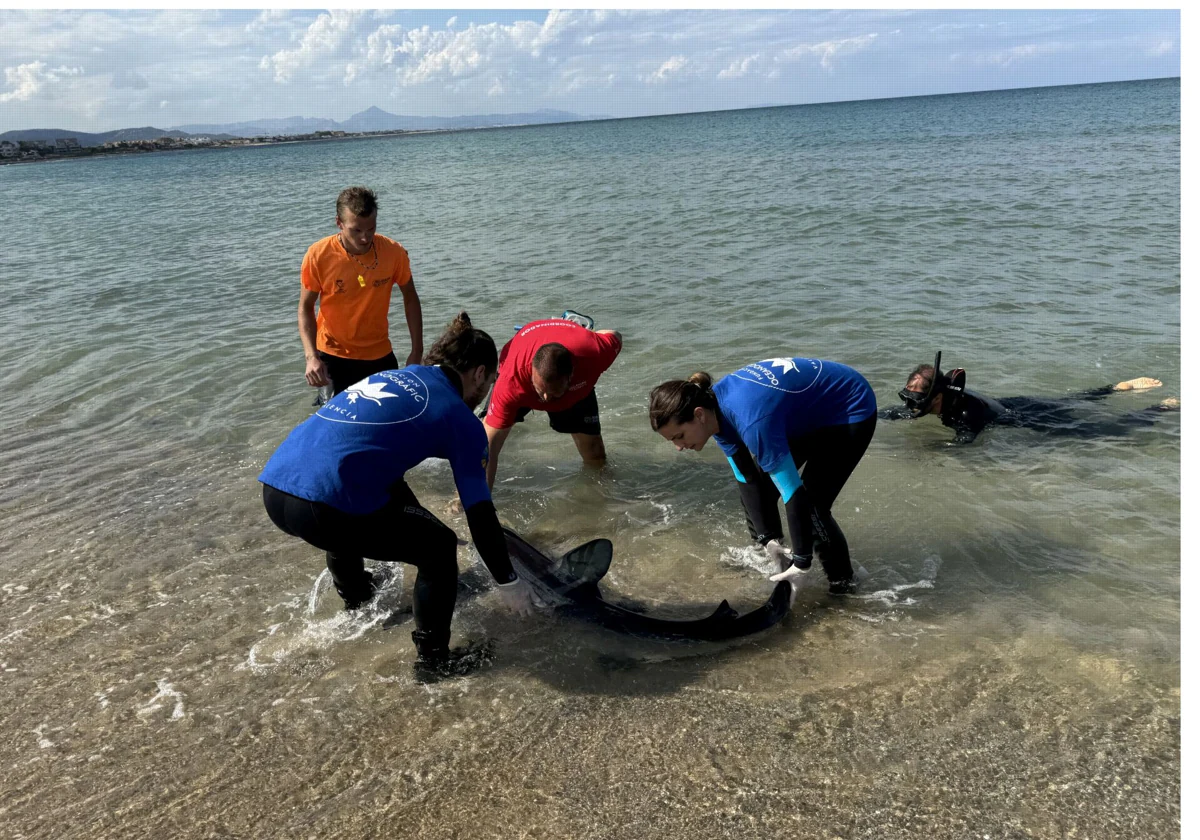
[[708, 599, 738, 621], [558, 539, 613, 586]]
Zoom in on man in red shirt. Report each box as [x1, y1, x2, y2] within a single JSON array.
[[483, 318, 623, 488]]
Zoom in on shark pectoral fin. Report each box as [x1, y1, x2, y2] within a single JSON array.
[[558, 539, 614, 585]]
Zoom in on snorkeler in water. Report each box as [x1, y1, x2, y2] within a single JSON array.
[[880, 352, 1180, 445]]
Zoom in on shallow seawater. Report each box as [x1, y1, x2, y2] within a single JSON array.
[[0, 79, 1179, 838]]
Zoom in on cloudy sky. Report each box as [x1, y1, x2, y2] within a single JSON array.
[[0, 8, 1180, 133]]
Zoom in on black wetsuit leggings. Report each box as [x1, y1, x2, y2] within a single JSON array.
[[262, 482, 458, 649], [741, 414, 877, 585], [319, 350, 399, 396], [1002, 390, 1173, 438]]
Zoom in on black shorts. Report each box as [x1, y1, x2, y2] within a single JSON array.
[[515, 388, 601, 435], [319, 350, 399, 396]]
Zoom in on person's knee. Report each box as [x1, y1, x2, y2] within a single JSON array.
[[400, 502, 460, 556], [420, 553, 459, 585], [427, 522, 459, 556], [412, 531, 459, 581]]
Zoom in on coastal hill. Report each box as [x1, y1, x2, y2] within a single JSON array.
[[0, 126, 238, 147], [2, 107, 605, 147]]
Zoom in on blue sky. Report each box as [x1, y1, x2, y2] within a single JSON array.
[[0, 9, 1180, 132]]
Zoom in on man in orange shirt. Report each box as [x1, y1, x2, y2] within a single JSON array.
[[298, 186, 424, 397]]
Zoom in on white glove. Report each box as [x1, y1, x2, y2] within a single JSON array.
[[497, 578, 536, 617], [766, 539, 812, 582], [764, 539, 795, 574]]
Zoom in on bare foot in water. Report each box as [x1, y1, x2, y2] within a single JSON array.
[[1113, 377, 1163, 391], [1159, 397, 1180, 410]]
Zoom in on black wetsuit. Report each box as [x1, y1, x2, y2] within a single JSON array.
[[262, 481, 501, 648], [881, 386, 1175, 444], [258, 365, 513, 658], [730, 415, 877, 588]]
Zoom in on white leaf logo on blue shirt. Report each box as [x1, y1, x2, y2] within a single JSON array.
[[766, 358, 798, 374], [345, 381, 398, 406]]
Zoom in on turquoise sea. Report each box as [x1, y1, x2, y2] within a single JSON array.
[[0, 78, 1180, 837]]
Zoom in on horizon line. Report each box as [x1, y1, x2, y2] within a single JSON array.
[[2, 75, 1179, 137]]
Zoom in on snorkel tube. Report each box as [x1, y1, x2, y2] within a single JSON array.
[[898, 352, 969, 417], [898, 351, 943, 417]]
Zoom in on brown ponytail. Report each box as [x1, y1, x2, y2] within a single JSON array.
[[424, 311, 498, 374], [648, 372, 718, 430]]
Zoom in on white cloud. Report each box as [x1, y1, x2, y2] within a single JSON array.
[[930, 22, 998, 34], [980, 41, 1070, 66], [245, 10, 291, 36], [338, 10, 632, 93], [260, 10, 369, 84], [393, 18, 555, 85], [648, 55, 688, 84], [0, 9, 1180, 131], [779, 33, 879, 71], [718, 54, 761, 80], [560, 67, 615, 94], [0, 61, 83, 103]]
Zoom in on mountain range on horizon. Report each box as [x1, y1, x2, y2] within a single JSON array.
[[0, 106, 609, 147]]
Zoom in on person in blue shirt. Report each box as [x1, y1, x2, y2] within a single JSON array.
[[649, 358, 878, 596], [260, 311, 535, 682]]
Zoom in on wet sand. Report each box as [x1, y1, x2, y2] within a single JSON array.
[[0, 483, 1179, 840]]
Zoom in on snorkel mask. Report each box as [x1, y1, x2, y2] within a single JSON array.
[[898, 352, 967, 417]]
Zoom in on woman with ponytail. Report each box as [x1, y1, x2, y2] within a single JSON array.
[[260, 311, 535, 682], [649, 358, 877, 596]]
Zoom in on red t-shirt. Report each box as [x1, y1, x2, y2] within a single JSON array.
[[484, 320, 623, 429]]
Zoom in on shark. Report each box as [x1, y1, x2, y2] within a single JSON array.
[[493, 528, 792, 641], [382, 528, 791, 639]]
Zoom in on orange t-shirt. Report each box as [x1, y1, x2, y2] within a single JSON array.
[[301, 234, 413, 360]]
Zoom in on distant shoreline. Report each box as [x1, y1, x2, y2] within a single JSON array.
[[1, 75, 1177, 169], [0, 118, 631, 167], [0, 126, 470, 167]]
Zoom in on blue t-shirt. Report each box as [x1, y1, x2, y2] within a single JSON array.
[[712, 358, 877, 474], [258, 366, 492, 515]]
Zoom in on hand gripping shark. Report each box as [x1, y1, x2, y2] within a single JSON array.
[[500, 528, 792, 641]]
